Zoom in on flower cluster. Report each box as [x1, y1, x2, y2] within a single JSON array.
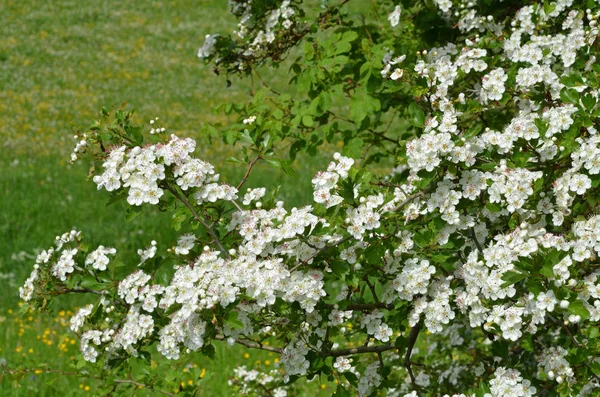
[[485, 367, 536, 397], [311, 152, 354, 207], [85, 245, 116, 271], [198, 0, 302, 73], [17, 1, 600, 396], [229, 366, 289, 397]]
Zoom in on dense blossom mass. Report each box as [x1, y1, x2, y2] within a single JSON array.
[[20, 0, 600, 396]]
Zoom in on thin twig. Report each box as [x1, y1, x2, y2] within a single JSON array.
[[391, 190, 427, 213], [165, 185, 230, 259], [326, 344, 396, 358], [253, 70, 280, 95], [237, 156, 262, 190], [324, 302, 393, 311], [214, 335, 283, 354]]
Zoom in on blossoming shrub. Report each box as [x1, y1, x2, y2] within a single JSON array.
[[17, 0, 600, 396]]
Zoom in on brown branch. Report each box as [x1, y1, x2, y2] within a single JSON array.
[[58, 286, 104, 296], [236, 156, 262, 190], [471, 227, 484, 255], [404, 321, 423, 396], [391, 190, 428, 213], [253, 71, 280, 96], [214, 335, 283, 354], [324, 302, 393, 311], [325, 343, 396, 358], [165, 185, 230, 259]]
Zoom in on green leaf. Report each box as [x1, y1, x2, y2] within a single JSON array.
[[486, 202, 503, 213], [413, 229, 433, 248], [350, 98, 368, 124], [521, 334, 534, 352], [172, 207, 188, 231], [125, 206, 143, 222], [225, 311, 245, 330], [407, 102, 425, 128], [582, 94, 597, 110], [560, 72, 584, 87], [330, 261, 349, 279], [302, 114, 314, 127], [335, 384, 352, 397], [363, 244, 385, 264], [350, 89, 380, 124], [341, 137, 364, 158], [239, 130, 254, 145], [569, 300, 591, 320], [560, 88, 580, 104], [343, 371, 358, 385], [501, 271, 528, 288], [124, 125, 144, 145], [201, 344, 216, 360], [138, 350, 151, 365]]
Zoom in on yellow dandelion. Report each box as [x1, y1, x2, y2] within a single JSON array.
[[200, 368, 206, 379], [243, 353, 250, 359]]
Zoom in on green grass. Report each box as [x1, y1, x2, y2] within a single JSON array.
[[0, 0, 334, 395]]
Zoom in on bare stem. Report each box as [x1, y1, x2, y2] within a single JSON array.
[[237, 156, 262, 190]]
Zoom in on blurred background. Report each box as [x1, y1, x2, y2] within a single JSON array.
[[0, 0, 331, 394]]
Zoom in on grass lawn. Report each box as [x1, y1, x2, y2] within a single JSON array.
[[0, 0, 335, 395]]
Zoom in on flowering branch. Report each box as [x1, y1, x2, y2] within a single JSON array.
[[164, 184, 230, 259]]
